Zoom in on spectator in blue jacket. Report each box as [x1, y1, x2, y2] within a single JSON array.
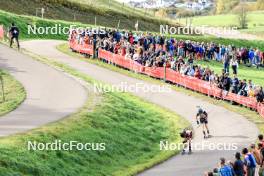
[[219, 158, 234, 176], [242, 148, 257, 176], [248, 49, 255, 66]]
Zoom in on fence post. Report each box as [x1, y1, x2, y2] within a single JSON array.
[[163, 63, 166, 82], [93, 37, 97, 59]]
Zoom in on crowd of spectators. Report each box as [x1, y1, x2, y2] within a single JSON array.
[[69, 28, 264, 103], [205, 134, 264, 176]]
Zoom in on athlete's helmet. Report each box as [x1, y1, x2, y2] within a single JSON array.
[[198, 108, 203, 114]]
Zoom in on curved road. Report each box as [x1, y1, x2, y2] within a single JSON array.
[[22, 40, 259, 176], [0, 44, 87, 137]]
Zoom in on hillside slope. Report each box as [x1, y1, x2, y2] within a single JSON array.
[[0, 0, 171, 32]]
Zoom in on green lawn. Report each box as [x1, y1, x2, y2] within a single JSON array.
[[0, 70, 26, 116], [0, 0, 167, 32], [70, 0, 154, 19], [193, 60, 264, 86], [184, 11, 264, 37], [0, 49, 189, 176]]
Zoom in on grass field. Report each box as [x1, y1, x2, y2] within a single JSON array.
[[0, 50, 189, 176], [185, 11, 264, 37], [0, 70, 26, 117], [193, 60, 264, 86], [70, 0, 154, 19], [0, 0, 168, 32]]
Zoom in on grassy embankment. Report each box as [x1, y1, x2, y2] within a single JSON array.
[[0, 0, 171, 32], [0, 46, 189, 175], [0, 70, 26, 116]]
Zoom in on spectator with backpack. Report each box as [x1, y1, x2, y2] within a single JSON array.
[[242, 148, 257, 176]]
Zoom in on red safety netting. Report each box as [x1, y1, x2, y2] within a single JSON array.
[[69, 40, 264, 118], [69, 40, 93, 55]]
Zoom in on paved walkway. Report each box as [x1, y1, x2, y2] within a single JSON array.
[[22, 40, 259, 176], [0, 44, 87, 137]]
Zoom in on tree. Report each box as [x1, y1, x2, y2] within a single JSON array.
[[156, 8, 167, 18], [216, 0, 225, 14], [237, 3, 248, 29], [256, 0, 264, 10]]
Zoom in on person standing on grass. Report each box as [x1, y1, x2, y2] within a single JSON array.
[[220, 45, 226, 61], [223, 52, 231, 73], [222, 73, 232, 96], [254, 49, 261, 69], [261, 51, 264, 66], [9, 23, 20, 50], [241, 48, 248, 65], [231, 58, 238, 75], [232, 75, 239, 94], [248, 49, 255, 66], [242, 148, 257, 176]]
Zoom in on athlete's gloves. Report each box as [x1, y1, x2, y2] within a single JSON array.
[[196, 120, 199, 125]]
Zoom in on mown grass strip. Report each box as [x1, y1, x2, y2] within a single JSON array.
[[0, 48, 189, 176]]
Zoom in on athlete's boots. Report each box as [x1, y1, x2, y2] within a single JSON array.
[[188, 144, 192, 154]]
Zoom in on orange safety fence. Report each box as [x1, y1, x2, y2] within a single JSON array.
[[69, 40, 264, 118], [69, 40, 93, 55], [0, 25, 4, 39]]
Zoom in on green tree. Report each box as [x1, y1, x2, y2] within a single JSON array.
[[256, 0, 264, 10], [216, 0, 225, 14], [237, 3, 248, 29]]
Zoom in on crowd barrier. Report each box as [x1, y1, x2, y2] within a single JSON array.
[[0, 25, 4, 39], [70, 40, 93, 56], [69, 41, 264, 118]]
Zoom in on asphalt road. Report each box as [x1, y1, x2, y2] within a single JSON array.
[[0, 43, 87, 137], [22, 40, 259, 176]]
